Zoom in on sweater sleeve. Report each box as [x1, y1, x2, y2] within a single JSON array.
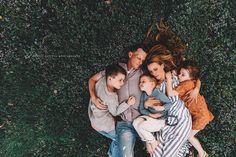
[[139, 93, 152, 115], [107, 96, 130, 116]]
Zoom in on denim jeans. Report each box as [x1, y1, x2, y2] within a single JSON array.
[[98, 130, 118, 157], [116, 121, 139, 157]]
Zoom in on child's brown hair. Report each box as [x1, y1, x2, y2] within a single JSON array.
[[180, 59, 200, 80], [105, 64, 127, 80]]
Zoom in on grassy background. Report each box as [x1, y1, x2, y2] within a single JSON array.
[[0, 0, 235, 156]]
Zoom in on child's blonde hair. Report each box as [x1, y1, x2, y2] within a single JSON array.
[[140, 73, 158, 86]]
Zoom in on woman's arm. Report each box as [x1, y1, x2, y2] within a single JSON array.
[[88, 72, 107, 109], [166, 72, 179, 97], [149, 113, 163, 119], [186, 79, 201, 103], [144, 97, 161, 109]]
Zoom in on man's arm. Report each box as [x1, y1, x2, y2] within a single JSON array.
[[88, 72, 107, 109]]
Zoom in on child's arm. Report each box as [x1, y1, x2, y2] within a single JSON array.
[[139, 93, 153, 116], [147, 89, 173, 114], [152, 90, 173, 114], [89, 71, 108, 110], [107, 97, 131, 116], [166, 72, 179, 97]]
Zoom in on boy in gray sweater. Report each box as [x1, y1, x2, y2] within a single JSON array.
[[88, 64, 135, 157]]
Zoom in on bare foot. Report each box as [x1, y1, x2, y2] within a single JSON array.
[[104, 0, 112, 4], [146, 143, 153, 154], [198, 151, 208, 157]]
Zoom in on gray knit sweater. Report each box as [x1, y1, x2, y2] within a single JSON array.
[[88, 77, 130, 132]]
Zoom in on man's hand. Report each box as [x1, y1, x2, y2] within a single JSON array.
[[127, 96, 136, 105], [92, 97, 107, 110], [144, 97, 162, 109]]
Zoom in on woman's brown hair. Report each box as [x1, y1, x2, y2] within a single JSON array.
[[147, 45, 176, 72], [144, 19, 186, 70]]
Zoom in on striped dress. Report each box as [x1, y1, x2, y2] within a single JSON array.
[[152, 76, 192, 157]]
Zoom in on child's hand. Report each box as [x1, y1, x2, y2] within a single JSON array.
[[165, 72, 172, 80], [127, 96, 136, 105]]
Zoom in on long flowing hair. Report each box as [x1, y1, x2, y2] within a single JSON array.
[[144, 19, 186, 70]]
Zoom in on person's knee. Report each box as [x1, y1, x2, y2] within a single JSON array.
[[118, 128, 136, 146], [132, 117, 144, 127], [118, 138, 135, 157], [139, 121, 150, 131], [132, 119, 139, 129], [119, 129, 135, 139]]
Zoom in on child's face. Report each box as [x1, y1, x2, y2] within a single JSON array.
[[139, 76, 155, 92], [178, 68, 191, 82], [110, 73, 126, 89]]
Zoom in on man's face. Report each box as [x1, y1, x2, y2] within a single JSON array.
[[110, 73, 126, 89], [178, 68, 191, 82], [129, 48, 147, 69]]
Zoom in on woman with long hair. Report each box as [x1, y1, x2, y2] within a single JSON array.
[[143, 20, 200, 157]]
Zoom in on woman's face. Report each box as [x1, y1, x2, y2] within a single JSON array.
[[147, 62, 165, 80]]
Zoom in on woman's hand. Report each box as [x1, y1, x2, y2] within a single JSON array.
[[144, 97, 162, 108], [152, 106, 165, 111], [165, 71, 172, 80], [186, 87, 199, 104], [149, 113, 163, 119]]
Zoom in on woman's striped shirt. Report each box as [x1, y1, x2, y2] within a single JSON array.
[[152, 76, 192, 157]]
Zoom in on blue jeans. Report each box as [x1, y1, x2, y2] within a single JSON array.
[[98, 130, 118, 157], [116, 121, 139, 157]]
